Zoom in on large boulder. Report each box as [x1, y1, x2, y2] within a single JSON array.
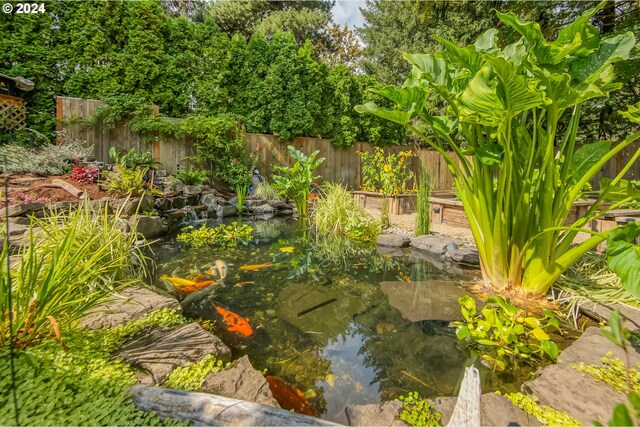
[[200, 193, 219, 209], [131, 215, 167, 239], [217, 204, 238, 218], [200, 355, 279, 408], [110, 194, 154, 217], [410, 235, 452, 257], [447, 247, 480, 267], [377, 234, 410, 248], [558, 326, 640, 367], [432, 394, 538, 426], [116, 323, 231, 385], [81, 286, 181, 330], [0, 202, 43, 218]]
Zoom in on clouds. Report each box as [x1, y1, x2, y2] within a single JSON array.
[[331, 0, 366, 29]]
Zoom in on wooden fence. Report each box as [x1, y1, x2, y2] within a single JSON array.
[[56, 96, 638, 191]]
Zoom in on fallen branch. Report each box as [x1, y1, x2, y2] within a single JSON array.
[[48, 179, 85, 199]]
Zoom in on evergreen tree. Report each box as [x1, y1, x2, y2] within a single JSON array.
[[241, 32, 272, 133]]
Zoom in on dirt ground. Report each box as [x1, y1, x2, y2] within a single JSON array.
[[1, 174, 111, 208]]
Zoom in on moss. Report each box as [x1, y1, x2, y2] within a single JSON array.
[[163, 355, 228, 391], [397, 391, 442, 426], [572, 354, 640, 394], [496, 391, 582, 426], [0, 308, 190, 426]]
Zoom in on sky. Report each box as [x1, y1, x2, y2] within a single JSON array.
[[331, 0, 367, 30]]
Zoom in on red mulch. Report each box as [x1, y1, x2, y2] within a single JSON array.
[[1, 173, 113, 208]]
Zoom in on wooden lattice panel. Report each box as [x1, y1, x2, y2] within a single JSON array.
[[0, 94, 27, 131]]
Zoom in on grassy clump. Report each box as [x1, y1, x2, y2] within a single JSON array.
[[0, 309, 188, 426], [0, 140, 92, 175], [1, 199, 147, 348], [253, 182, 283, 201], [311, 182, 379, 242], [397, 391, 442, 426], [415, 169, 432, 236], [496, 391, 581, 426], [175, 166, 208, 186], [163, 355, 228, 391]]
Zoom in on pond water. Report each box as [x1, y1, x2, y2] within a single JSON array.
[[150, 217, 538, 423]]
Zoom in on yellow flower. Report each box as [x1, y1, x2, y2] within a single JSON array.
[[279, 246, 295, 253], [383, 164, 392, 173]]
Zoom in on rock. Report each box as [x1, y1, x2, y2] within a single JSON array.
[[0, 202, 43, 218], [90, 198, 112, 213], [579, 303, 640, 332], [46, 201, 79, 212], [115, 218, 131, 233], [155, 169, 168, 178], [410, 235, 452, 257], [344, 401, 408, 426], [155, 197, 173, 212], [433, 394, 538, 426], [252, 204, 274, 214], [110, 195, 154, 216], [81, 285, 181, 329], [558, 326, 640, 367], [521, 364, 625, 425], [217, 205, 238, 218], [5, 223, 29, 237], [377, 234, 410, 248], [186, 194, 200, 206], [8, 216, 30, 225], [200, 193, 219, 209], [448, 247, 480, 266], [171, 196, 187, 210], [183, 185, 202, 196], [131, 215, 167, 239], [117, 323, 231, 385], [201, 355, 279, 407], [380, 280, 474, 322]]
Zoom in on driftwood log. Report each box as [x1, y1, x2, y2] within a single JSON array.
[[128, 385, 342, 426], [49, 179, 85, 199], [446, 366, 481, 427]]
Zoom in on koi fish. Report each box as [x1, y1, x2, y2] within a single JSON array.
[[239, 263, 273, 272], [192, 273, 214, 283], [160, 274, 197, 289], [205, 260, 228, 284], [234, 281, 254, 288], [265, 375, 319, 416], [214, 304, 253, 337], [177, 280, 217, 294]]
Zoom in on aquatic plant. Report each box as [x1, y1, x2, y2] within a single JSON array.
[[454, 296, 560, 370], [163, 355, 227, 391], [0, 199, 147, 348], [0, 309, 187, 425], [272, 145, 324, 219], [496, 391, 581, 426], [573, 356, 640, 395], [311, 182, 379, 242], [415, 169, 432, 236], [175, 165, 208, 185], [356, 3, 639, 297], [253, 182, 283, 201], [236, 184, 248, 213], [397, 391, 442, 426], [177, 222, 253, 248]]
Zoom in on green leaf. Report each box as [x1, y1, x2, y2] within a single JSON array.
[[540, 340, 559, 360], [474, 29, 499, 53], [435, 36, 483, 74], [570, 140, 611, 182], [459, 65, 502, 125], [602, 309, 630, 349], [370, 85, 427, 116], [620, 102, 640, 125], [570, 33, 635, 85], [606, 223, 640, 298], [485, 56, 547, 115], [403, 53, 452, 87], [476, 143, 505, 166], [355, 102, 412, 126], [456, 325, 471, 340], [531, 327, 550, 341], [609, 403, 633, 426], [600, 178, 640, 203]]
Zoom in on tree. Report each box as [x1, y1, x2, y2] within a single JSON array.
[[316, 24, 363, 69]]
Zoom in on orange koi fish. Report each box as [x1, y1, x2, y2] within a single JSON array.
[[177, 280, 217, 294], [214, 305, 253, 337], [239, 263, 273, 272], [265, 375, 319, 417]]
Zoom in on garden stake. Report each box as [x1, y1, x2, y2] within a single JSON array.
[[4, 155, 20, 425]]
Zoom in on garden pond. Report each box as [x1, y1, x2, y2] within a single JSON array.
[[150, 218, 564, 423]]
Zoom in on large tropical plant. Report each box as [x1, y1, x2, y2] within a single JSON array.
[[356, 2, 640, 297]]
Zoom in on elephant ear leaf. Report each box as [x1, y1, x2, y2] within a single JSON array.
[[606, 223, 640, 299], [569, 140, 611, 182], [621, 103, 640, 125], [476, 143, 505, 166], [355, 102, 412, 126]]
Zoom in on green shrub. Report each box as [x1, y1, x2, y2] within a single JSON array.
[[0, 199, 147, 348], [175, 166, 208, 185], [311, 182, 379, 242], [109, 147, 160, 170], [454, 295, 560, 370], [0, 140, 92, 175], [101, 166, 149, 197], [397, 391, 442, 426], [177, 222, 253, 248]]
